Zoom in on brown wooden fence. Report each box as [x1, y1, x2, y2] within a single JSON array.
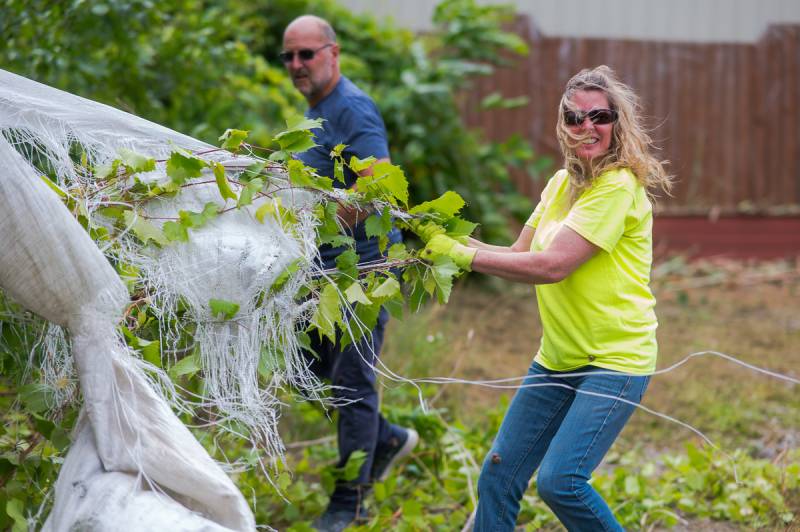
[[461, 17, 800, 216]]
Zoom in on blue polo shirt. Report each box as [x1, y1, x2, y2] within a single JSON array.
[[297, 76, 400, 269]]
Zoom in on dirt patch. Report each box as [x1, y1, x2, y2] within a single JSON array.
[[382, 257, 800, 452]]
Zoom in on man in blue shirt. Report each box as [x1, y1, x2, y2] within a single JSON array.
[[282, 15, 418, 531]]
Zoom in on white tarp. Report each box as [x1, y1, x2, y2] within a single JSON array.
[[0, 70, 261, 530]]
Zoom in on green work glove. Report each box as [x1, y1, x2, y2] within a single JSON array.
[[423, 234, 477, 271], [409, 219, 473, 244], [409, 219, 446, 243]]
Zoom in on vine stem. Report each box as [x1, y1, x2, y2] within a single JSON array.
[[314, 257, 427, 279]]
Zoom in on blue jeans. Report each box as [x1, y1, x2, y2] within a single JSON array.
[[475, 362, 650, 531]]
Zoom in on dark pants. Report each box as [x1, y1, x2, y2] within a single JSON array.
[[305, 306, 404, 511]]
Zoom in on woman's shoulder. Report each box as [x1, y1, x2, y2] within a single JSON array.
[[547, 168, 570, 186], [594, 167, 640, 191]]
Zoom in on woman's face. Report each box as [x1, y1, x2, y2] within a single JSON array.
[[566, 90, 614, 161]]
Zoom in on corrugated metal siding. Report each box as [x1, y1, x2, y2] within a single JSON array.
[[340, 0, 800, 42]]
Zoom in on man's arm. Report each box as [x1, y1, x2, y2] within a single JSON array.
[[337, 157, 390, 228]]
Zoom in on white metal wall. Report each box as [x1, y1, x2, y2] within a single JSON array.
[[341, 0, 800, 42]]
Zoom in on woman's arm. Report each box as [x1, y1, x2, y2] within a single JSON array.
[[466, 226, 535, 253], [471, 226, 598, 284]]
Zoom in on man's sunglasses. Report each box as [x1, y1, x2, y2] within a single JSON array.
[[279, 43, 334, 64], [563, 108, 618, 126]]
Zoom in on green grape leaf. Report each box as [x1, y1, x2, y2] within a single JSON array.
[[344, 283, 372, 305], [323, 235, 355, 248], [310, 283, 341, 343], [330, 143, 346, 158], [387, 243, 410, 260], [18, 383, 53, 414], [50, 426, 71, 452], [364, 206, 393, 239], [275, 130, 317, 153], [409, 190, 465, 217], [355, 300, 381, 332], [271, 258, 302, 293], [163, 220, 189, 242], [273, 114, 322, 154], [356, 161, 409, 206], [406, 273, 429, 312], [219, 128, 249, 151], [97, 205, 128, 221], [348, 155, 377, 173], [180, 202, 219, 227], [213, 162, 237, 201], [7, 499, 27, 532], [446, 217, 479, 240], [284, 115, 324, 133], [315, 202, 340, 243], [166, 150, 206, 185], [237, 177, 264, 207], [138, 339, 162, 367], [341, 450, 367, 481], [288, 159, 332, 190], [95, 159, 121, 180], [118, 147, 155, 173], [31, 414, 55, 439], [209, 298, 240, 320], [370, 277, 401, 300], [122, 210, 168, 246], [335, 249, 360, 282], [267, 150, 288, 162], [431, 255, 459, 303], [333, 158, 345, 184], [169, 352, 201, 379]]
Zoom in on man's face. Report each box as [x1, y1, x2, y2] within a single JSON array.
[[282, 23, 338, 104]]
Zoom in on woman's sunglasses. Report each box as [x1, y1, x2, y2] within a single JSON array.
[[279, 43, 334, 64], [563, 108, 618, 126]]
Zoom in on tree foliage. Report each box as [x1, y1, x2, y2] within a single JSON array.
[[1, 0, 550, 241]]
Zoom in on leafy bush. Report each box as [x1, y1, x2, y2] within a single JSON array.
[[1, 0, 548, 241]]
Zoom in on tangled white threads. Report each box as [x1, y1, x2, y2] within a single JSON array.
[[0, 67, 336, 467], [396, 349, 800, 483]]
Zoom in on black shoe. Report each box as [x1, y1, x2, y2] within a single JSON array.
[[311, 509, 356, 532], [370, 427, 419, 482]]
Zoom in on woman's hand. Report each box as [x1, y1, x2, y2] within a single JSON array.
[[423, 234, 477, 271]]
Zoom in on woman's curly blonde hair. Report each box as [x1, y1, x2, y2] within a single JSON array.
[[556, 65, 672, 202]]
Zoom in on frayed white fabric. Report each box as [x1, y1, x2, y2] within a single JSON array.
[[0, 68, 289, 529], [0, 69, 329, 448]]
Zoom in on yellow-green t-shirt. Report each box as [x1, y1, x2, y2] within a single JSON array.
[[526, 168, 657, 375]]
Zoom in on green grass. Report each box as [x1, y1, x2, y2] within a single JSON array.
[[257, 261, 800, 530]]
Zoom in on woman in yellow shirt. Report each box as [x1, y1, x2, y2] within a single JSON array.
[[426, 65, 671, 530]]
